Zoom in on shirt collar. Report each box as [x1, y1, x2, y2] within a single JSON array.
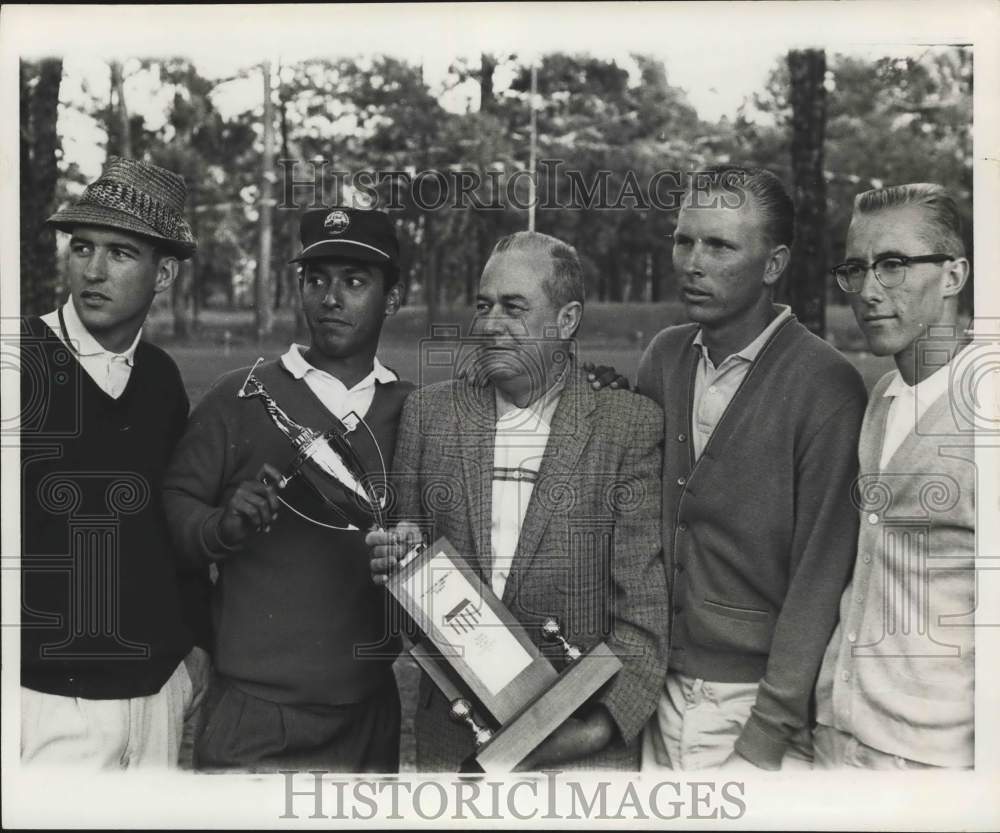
[[280, 344, 398, 389], [882, 344, 970, 406], [495, 367, 568, 425], [60, 299, 141, 363], [693, 304, 792, 366]]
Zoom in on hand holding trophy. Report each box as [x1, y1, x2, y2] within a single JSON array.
[[215, 462, 284, 552], [367, 522, 424, 585], [369, 533, 624, 772], [237, 358, 388, 533], [238, 357, 625, 773]]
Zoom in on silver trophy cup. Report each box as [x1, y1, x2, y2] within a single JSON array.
[[237, 359, 386, 531]]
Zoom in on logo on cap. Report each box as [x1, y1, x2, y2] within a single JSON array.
[[324, 210, 350, 234]]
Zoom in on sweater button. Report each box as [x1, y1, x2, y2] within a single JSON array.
[[863, 554, 872, 564], [678, 522, 688, 532], [677, 476, 687, 487], [847, 632, 857, 643], [677, 433, 687, 442], [675, 562, 685, 573]]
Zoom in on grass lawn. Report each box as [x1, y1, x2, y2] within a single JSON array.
[[157, 306, 892, 771], [166, 302, 892, 405]]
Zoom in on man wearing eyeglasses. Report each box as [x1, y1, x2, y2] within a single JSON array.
[[814, 183, 975, 769]]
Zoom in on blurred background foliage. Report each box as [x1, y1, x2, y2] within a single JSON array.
[[20, 47, 972, 341]]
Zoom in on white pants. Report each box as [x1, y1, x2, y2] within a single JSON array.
[[21, 658, 202, 769], [812, 725, 962, 770], [641, 672, 813, 770]]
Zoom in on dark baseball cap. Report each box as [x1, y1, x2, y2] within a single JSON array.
[[289, 207, 399, 267]]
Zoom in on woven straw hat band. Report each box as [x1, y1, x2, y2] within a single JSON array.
[[83, 179, 193, 245]]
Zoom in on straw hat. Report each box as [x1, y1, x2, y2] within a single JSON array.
[[47, 156, 197, 259]]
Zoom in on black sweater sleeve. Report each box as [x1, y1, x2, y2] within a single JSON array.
[[163, 359, 213, 654]]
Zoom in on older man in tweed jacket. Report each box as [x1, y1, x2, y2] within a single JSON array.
[[370, 231, 669, 771]]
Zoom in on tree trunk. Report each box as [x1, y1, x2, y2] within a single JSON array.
[[466, 212, 482, 305], [785, 49, 828, 337], [607, 252, 623, 302], [256, 60, 275, 342], [20, 59, 63, 316], [174, 180, 197, 338], [274, 65, 290, 314], [107, 60, 132, 158], [172, 259, 191, 339], [650, 250, 662, 302], [423, 213, 440, 328], [480, 53, 496, 113]]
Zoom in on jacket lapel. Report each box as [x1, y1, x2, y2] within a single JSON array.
[[501, 370, 596, 606], [457, 378, 496, 577]]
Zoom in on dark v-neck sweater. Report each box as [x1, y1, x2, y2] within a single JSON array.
[[163, 359, 413, 707], [20, 316, 207, 699]]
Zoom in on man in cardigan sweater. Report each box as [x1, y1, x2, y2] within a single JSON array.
[[21, 157, 211, 768], [163, 208, 412, 771], [814, 183, 975, 769], [636, 167, 868, 771]]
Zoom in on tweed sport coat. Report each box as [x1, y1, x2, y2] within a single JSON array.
[[390, 368, 669, 771]]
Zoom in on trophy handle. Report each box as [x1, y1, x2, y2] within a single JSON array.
[[340, 410, 389, 512], [257, 464, 291, 491], [237, 357, 267, 400], [255, 464, 362, 532]]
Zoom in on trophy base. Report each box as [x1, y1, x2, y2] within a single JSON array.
[[474, 642, 622, 772], [409, 640, 623, 774]]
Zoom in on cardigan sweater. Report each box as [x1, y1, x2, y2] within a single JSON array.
[[815, 368, 975, 767], [162, 359, 412, 707], [20, 316, 209, 700], [636, 314, 868, 769]]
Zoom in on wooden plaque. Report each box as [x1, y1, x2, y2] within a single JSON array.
[[474, 643, 622, 772], [388, 537, 557, 725]]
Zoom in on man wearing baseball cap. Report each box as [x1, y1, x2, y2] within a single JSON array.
[[164, 207, 412, 771], [20, 156, 212, 768]]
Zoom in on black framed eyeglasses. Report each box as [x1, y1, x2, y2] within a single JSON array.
[[831, 254, 954, 293]]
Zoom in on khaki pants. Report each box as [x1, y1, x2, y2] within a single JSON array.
[[641, 672, 813, 771], [21, 655, 208, 769], [812, 725, 962, 770]]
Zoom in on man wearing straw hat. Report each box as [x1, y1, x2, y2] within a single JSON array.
[[20, 156, 212, 768]]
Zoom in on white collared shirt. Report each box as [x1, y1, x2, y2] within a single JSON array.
[[41, 300, 141, 399], [691, 305, 792, 460], [878, 347, 967, 470], [280, 344, 397, 422], [489, 375, 566, 599]]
